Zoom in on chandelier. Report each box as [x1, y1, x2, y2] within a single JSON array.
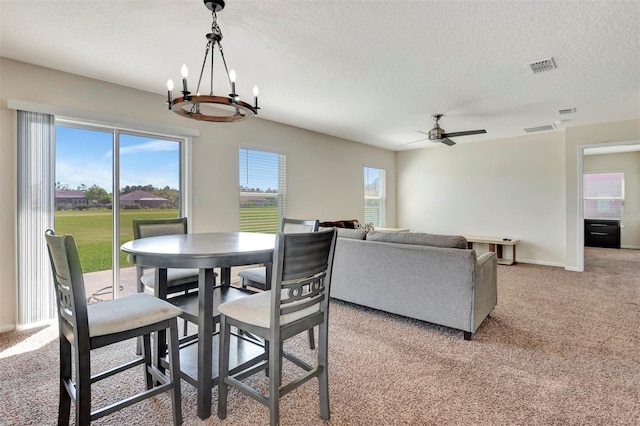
[[166, 0, 259, 122]]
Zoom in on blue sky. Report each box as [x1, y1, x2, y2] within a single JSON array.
[[56, 127, 282, 193], [55, 126, 180, 192]]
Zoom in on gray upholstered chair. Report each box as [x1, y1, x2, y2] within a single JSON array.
[[238, 218, 320, 349], [133, 217, 218, 336], [217, 229, 337, 426], [238, 218, 319, 290], [45, 229, 182, 425]]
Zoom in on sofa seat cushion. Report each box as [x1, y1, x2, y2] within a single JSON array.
[[366, 231, 467, 249]]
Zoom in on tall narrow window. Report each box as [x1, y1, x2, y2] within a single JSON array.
[[364, 166, 386, 227], [583, 172, 624, 220], [239, 148, 287, 233]]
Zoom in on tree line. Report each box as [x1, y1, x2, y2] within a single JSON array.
[[56, 183, 179, 207]]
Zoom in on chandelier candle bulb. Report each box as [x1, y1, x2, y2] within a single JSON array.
[[181, 64, 189, 93], [166, 79, 174, 109], [229, 69, 237, 101], [253, 85, 259, 109]]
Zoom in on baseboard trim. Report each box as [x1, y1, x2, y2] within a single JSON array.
[[0, 324, 16, 334], [621, 245, 640, 250], [516, 259, 566, 268]]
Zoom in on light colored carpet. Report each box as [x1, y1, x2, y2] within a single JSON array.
[[0, 247, 638, 425]]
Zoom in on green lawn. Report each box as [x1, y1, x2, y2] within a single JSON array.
[[54, 206, 280, 273], [240, 206, 280, 233], [55, 209, 180, 272]]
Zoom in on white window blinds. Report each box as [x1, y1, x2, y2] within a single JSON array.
[[583, 172, 625, 220], [239, 148, 286, 233], [17, 110, 56, 325]]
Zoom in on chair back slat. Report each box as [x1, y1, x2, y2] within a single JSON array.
[[281, 218, 319, 234], [133, 218, 188, 239], [271, 229, 336, 321], [281, 232, 333, 281], [280, 272, 326, 314], [132, 218, 189, 281], [45, 229, 89, 338]]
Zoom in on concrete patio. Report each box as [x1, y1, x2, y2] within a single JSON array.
[[83, 267, 138, 303]]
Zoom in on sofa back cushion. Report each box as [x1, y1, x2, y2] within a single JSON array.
[[366, 231, 467, 249], [320, 226, 368, 240]]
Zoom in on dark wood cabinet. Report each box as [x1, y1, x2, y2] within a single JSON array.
[[584, 219, 620, 249]]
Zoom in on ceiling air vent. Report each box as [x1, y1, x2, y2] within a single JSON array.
[[524, 124, 555, 133], [559, 107, 576, 115], [526, 57, 556, 74]]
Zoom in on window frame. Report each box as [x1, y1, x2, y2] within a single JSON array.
[[363, 166, 386, 228]]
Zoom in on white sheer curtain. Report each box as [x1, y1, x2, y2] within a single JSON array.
[[17, 110, 56, 325]]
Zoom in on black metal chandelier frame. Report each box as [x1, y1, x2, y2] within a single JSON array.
[[166, 0, 259, 122]]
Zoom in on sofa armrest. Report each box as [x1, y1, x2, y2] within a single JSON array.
[[472, 251, 498, 332], [476, 251, 495, 267]]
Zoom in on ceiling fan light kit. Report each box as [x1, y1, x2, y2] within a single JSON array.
[[166, 0, 259, 122]]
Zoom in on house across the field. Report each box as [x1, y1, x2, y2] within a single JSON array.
[[120, 190, 168, 208], [55, 190, 87, 210]]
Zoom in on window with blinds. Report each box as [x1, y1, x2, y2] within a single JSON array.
[[239, 148, 286, 233], [364, 166, 386, 227], [583, 172, 624, 220]]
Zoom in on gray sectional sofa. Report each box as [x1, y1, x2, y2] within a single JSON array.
[[327, 229, 497, 340]]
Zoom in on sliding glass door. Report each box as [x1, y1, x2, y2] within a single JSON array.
[[54, 124, 184, 303]]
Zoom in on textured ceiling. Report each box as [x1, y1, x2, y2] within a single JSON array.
[[1, 0, 639, 150]]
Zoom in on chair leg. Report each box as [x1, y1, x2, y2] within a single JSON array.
[[217, 316, 230, 420], [143, 334, 153, 390], [318, 323, 330, 420], [58, 336, 72, 426], [167, 318, 183, 426], [268, 338, 281, 426], [75, 345, 92, 425], [136, 283, 144, 356], [307, 327, 315, 350]]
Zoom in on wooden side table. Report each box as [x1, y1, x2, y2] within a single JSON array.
[[465, 236, 520, 265]]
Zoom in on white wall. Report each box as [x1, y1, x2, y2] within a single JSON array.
[[0, 58, 396, 330], [584, 151, 640, 248], [397, 132, 567, 266]]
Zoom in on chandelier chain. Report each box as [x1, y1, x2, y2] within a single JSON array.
[[166, 1, 259, 122], [211, 10, 232, 88], [195, 41, 212, 97]]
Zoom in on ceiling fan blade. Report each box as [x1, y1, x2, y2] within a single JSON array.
[[414, 130, 430, 136], [441, 129, 487, 138], [398, 137, 429, 147], [441, 138, 456, 146]]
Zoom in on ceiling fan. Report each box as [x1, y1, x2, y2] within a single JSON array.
[[403, 114, 487, 147]]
